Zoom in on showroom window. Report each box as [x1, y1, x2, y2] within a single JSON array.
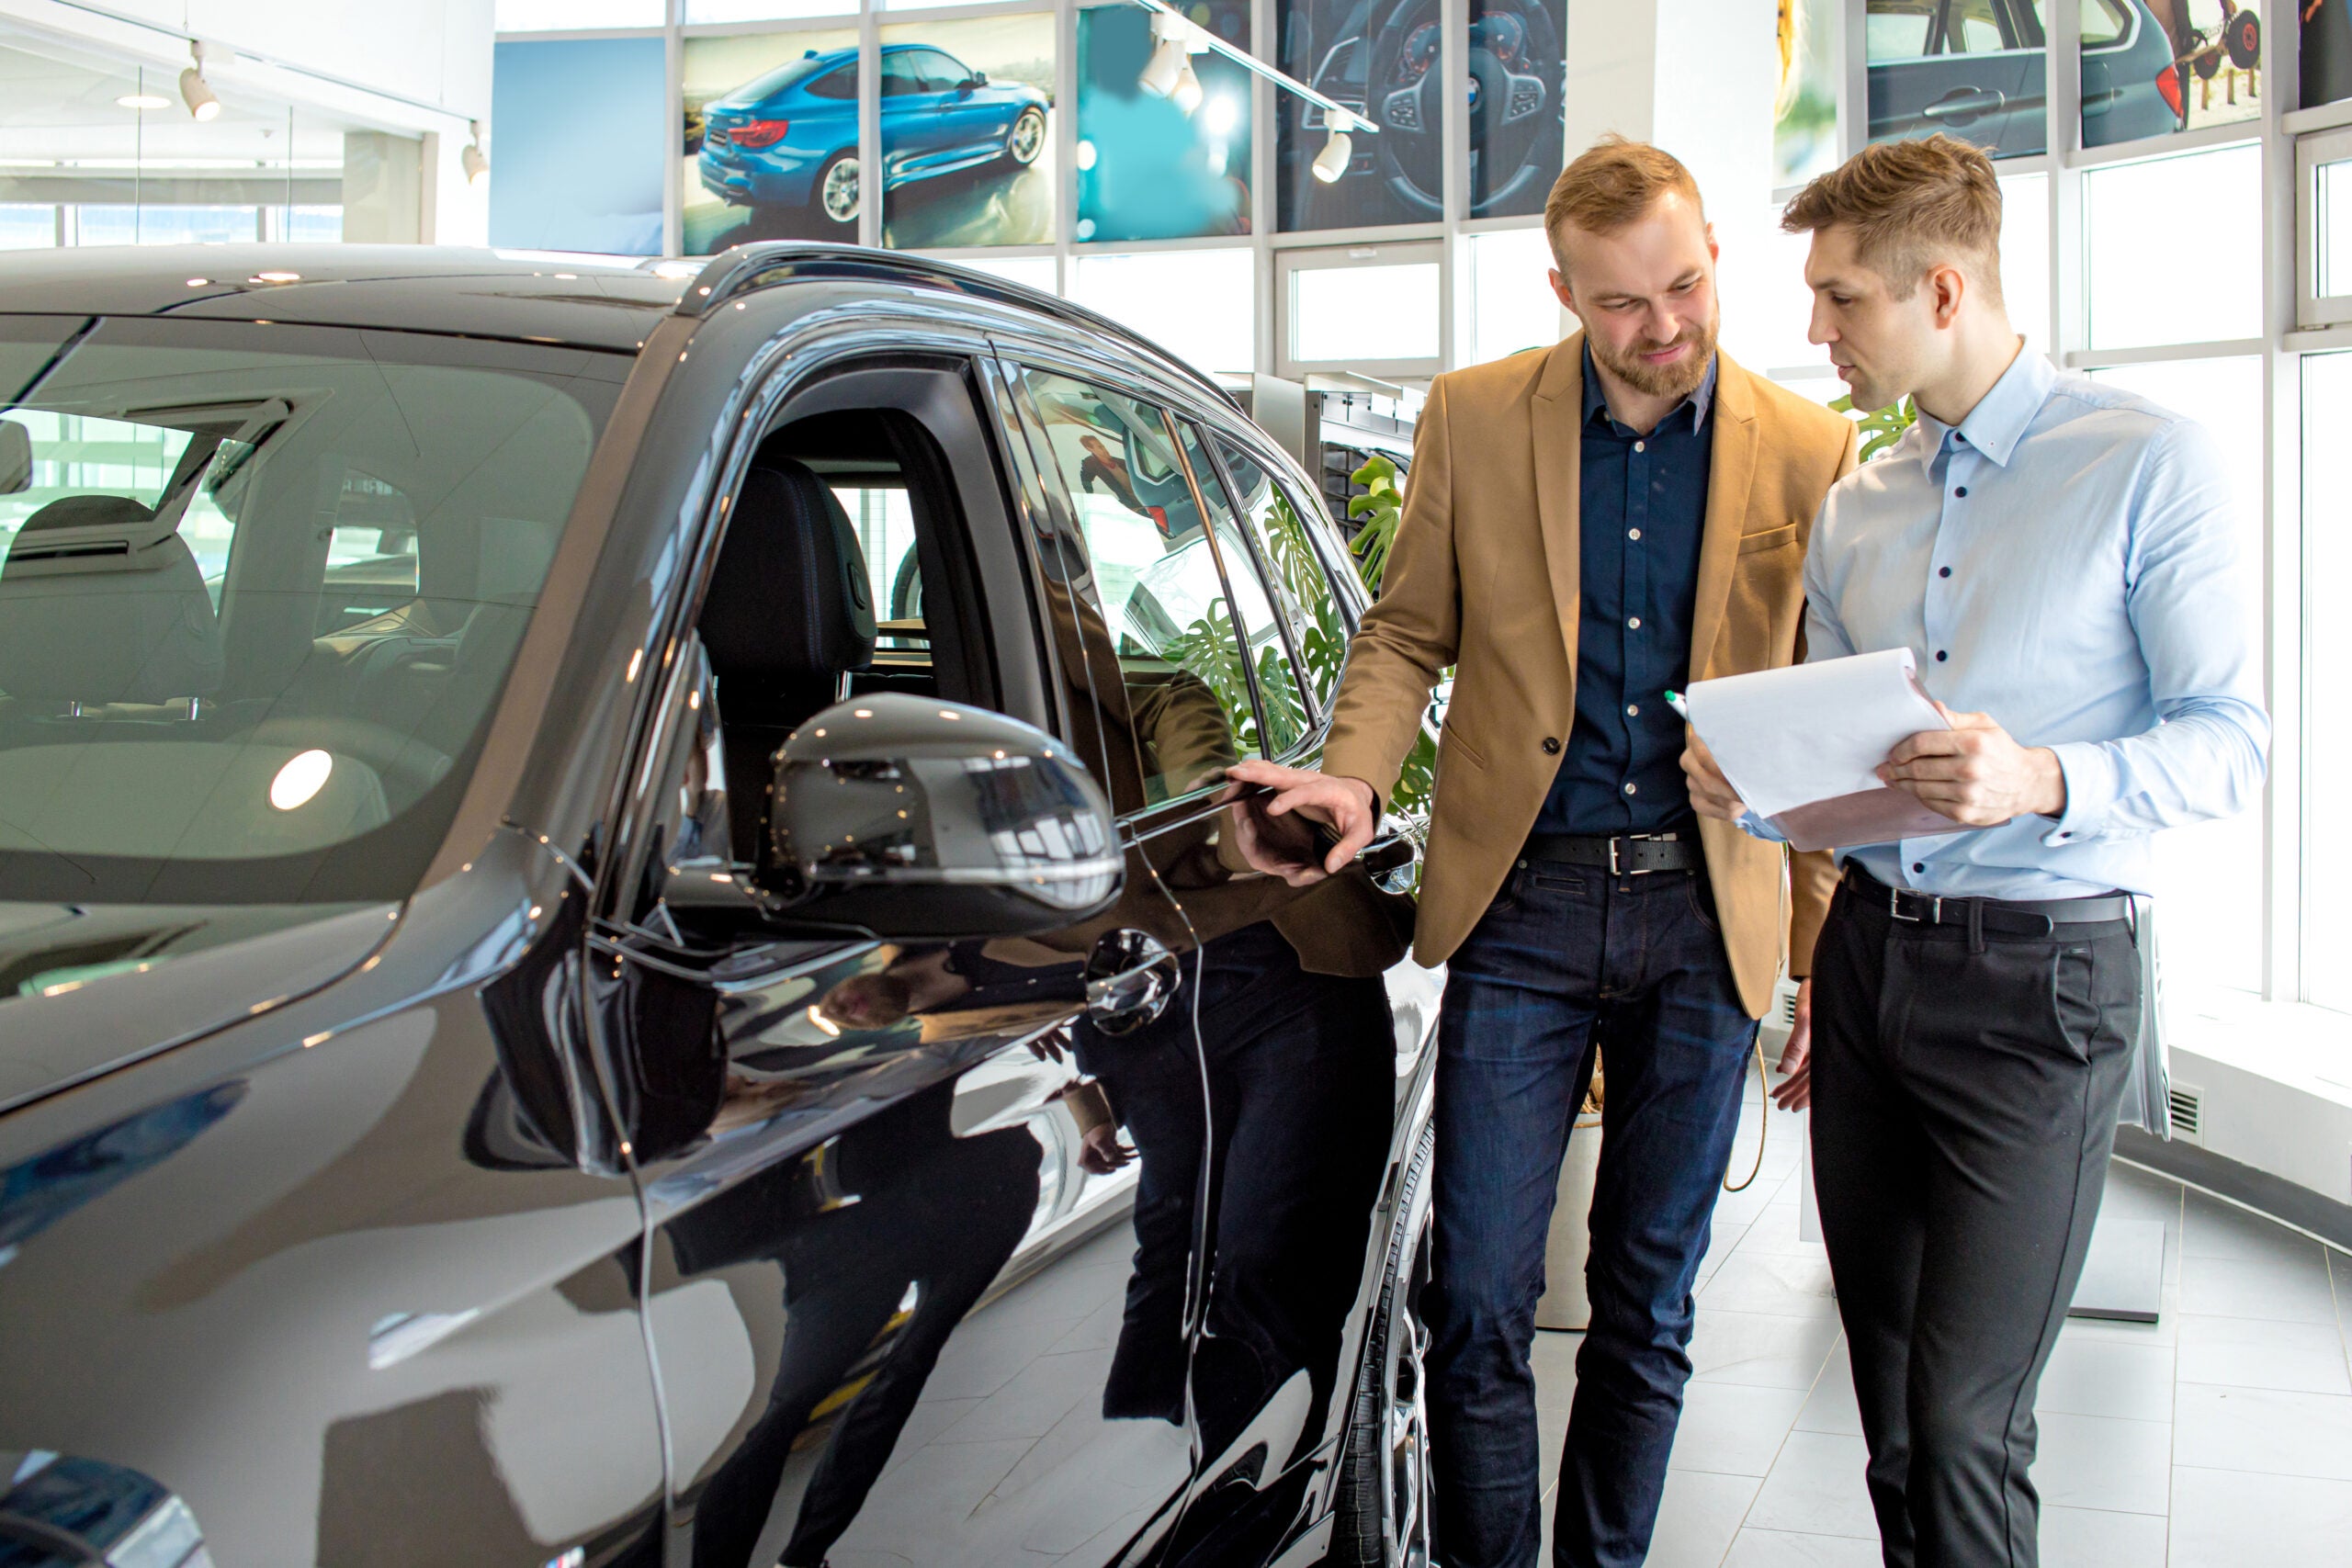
[[1462, 226, 1559, 367], [1071, 249, 1253, 376], [1281, 243, 1441, 378], [2303, 352, 2352, 1014], [2083, 142, 2263, 351]]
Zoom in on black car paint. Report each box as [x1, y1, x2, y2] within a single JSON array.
[[0, 245, 1441, 1568]]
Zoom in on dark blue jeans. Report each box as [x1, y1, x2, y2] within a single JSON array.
[[1427, 857, 1758, 1568]]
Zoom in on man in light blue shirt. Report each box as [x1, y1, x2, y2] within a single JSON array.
[[1687, 136, 2265, 1568]]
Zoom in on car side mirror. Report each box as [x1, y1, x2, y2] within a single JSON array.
[[760, 694, 1121, 939], [0, 420, 30, 495], [958, 73, 984, 92]]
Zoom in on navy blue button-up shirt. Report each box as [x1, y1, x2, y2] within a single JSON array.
[[1533, 348, 1715, 838]]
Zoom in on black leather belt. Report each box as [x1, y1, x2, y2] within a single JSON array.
[[1843, 863, 2134, 937], [1521, 831, 1702, 875]]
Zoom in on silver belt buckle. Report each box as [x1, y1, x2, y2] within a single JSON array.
[[1888, 887, 1941, 923], [1609, 838, 1622, 875]]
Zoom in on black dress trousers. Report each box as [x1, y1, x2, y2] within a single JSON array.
[[1808, 876, 2143, 1568]]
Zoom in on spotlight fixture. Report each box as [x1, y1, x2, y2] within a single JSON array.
[[1137, 14, 1189, 99], [178, 40, 220, 122], [1171, 58, 1204, 115], [461, 119, 489, 185], [1312, 108, 1354, 183]]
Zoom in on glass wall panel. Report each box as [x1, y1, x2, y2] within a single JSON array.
[[682, 28, 860, 253], [2319, 156, 2352, 302], [1464, 226, 1559, 365], [1071, 247, 1253, 372], [0, 205, 51, 248], [1076, 0, 1252, 243], [1776, 0, 1839, 189], [878, 15, 1057, 247], [1464, 0, 1565, 219], [496, 0, 665, 28], [489, 37, 668, 254], [2087, 355, 2266, 998], [1291, 258, 1438, 360], [2307, 352, 2352, 1012], [2084, 141, 2260, 350], [1866, 0, 2050, 160], [956, 253, 1059, 291], [688, 0, 856, 21], [1275, 0, 1448, 230], [1999, 171, 2049, 355], [2083, 0, 2257, 148]]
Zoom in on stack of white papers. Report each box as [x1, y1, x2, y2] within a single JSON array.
[[1682, 649, 1972, 852]]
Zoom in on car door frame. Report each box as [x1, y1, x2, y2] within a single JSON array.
[[978, 327, 1442, 1555]]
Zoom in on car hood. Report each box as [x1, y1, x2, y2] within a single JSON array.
[[0, 900, 400, 1116]]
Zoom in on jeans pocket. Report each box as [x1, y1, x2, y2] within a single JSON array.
[[1684, 874, 1723, 933]]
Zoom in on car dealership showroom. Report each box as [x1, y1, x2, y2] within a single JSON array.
[[2, 0, 2352, 1564]]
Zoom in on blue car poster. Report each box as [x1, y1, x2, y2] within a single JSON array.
[[684, 29, 859, 254], [877, 15, 1058, 249]]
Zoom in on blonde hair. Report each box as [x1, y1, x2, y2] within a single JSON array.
[[1781, 133, 2004, 304], [1544, 135, 1704, 274]]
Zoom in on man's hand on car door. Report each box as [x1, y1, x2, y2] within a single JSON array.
[[1224, 760, 1380, 883]]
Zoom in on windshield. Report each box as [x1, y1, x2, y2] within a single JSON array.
[[0, 315, 627, 904]]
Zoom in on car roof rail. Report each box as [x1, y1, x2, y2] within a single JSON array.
[[673, 242, 1238, 409]]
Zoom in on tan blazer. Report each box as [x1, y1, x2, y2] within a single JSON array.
[[1322, 335, 1856, 1018]]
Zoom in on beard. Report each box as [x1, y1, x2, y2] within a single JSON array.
[[1591, 313, 1718, 400]]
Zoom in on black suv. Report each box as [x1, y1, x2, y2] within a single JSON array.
[[0, 245, 1442, 1568]]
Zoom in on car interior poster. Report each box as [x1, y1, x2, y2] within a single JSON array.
[[2309, 0, 2352, 107], [877, 15, 1057, 249], [2083, 0, 2261, 144], [684, 28, 859, 253], [1276, 0, 1451, 230], [1076, 0, 1253, 243], [489, 38, 667, 254], [1464, 0, 1565, 220], [1777, 0, 1838, 189]]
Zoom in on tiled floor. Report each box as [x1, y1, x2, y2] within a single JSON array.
[[1531, 1091, 2352, 1566]]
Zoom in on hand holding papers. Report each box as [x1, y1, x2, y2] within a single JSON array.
[[1680, 649, 1976, 852]]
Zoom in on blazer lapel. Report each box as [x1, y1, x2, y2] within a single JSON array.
[[1530, 334, 1586, 674], [1687, 350, 1760, 682]]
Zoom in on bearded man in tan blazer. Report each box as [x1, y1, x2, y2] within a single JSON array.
[[1232, 138, 1853, 1568]]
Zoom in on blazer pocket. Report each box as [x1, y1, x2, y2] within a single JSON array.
[[1440, 718, 1488, 772], [1737, 522, 1801, 556]]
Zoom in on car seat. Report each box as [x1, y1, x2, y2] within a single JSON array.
[[0, 494, 226, 709], [697, 455, 877, 860]]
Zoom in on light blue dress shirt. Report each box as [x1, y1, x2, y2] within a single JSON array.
[[1793, 346, 2268, 901]]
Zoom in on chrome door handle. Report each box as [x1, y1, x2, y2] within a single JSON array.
[[1083, 929, 1181, 1035], [1922, 87, 2005, 122]]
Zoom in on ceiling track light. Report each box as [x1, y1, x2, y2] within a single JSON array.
[[1312, 108, 1355, 183], [179, 39, 220, 122], [1122, 0, 1375, 141], [461, 119, 489, 185]]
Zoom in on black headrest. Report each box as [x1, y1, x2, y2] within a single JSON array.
[[0, 496, 225, 704], [698, 457, 876, 690]]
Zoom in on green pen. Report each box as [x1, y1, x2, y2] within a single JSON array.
[[1663, 690, 1691, 719]]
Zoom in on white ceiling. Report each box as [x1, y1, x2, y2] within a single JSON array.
[[0, 41, 355, 171]]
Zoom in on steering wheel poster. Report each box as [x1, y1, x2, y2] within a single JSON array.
[[1275, 0, 1565, 231]]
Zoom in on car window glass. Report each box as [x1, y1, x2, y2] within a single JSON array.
[[1941, 0, 2009, 51], [1169, 421, 1309, 756], [1209, 436, 1347, 739], [804, 65, 855, 100], [1016, 367, 1260, 805], [1866, 0, 1936, 56], [2076, 0, 2127, 46], [881, 52, 927, 96], [0, 319, 614, 904], [914, 51, 967, 91], [831, 480, 925, 652]]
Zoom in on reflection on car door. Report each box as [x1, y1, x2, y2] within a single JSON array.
[[997, 358, 1411, 1564], [1867, 0, 2049, 157], [604, 357, 1207, 1568]]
